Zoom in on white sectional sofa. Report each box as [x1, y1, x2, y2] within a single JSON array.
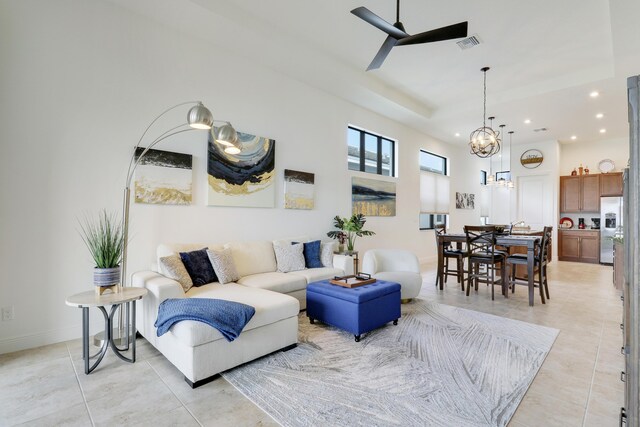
[[132, 239, 351, 387]]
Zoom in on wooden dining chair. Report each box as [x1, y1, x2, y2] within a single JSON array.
[[435, 224, 467, 290], [506, 226, 552, 303], [463, 225, 507, 300]]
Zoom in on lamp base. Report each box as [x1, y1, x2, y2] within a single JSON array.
[[93, 327, 136, 348]]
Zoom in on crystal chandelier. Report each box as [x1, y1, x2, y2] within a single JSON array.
[[469, 67, 501, 158]]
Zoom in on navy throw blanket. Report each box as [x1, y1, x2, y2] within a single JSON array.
[[155, 298, 255, 342]]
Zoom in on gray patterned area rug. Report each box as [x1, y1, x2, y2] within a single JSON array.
[[222, 300, 558, 427]]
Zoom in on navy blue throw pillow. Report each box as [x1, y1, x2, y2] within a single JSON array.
[[292, 240, 323, 268], [179, 248, 217, 287]]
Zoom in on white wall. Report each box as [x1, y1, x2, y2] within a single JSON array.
[[559, 138, 629, 175], [0, 0, 485, 353], [486, 140, 561, 257]]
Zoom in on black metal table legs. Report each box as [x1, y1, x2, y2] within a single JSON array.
[[82, 301, 137, 374]]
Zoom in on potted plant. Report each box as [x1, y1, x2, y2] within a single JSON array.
[[327, 214, 375, 252], [78, 210, 124, 288]]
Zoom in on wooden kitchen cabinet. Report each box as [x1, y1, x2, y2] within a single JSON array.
[[600, 172, 623, 196], [558, 230, 600, 263], [560, 175, 600, 212]]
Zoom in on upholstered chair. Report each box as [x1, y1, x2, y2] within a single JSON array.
[[361, 249, 423, 302]]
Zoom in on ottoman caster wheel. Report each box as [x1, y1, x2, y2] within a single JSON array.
[[393, 319, 398, 326], [309, 318, 315, 324], [354, 335, 361, 342]]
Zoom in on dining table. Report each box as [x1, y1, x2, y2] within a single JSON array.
[[436, 233, 542, 306]]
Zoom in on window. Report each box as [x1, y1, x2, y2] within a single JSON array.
[[481, 170, 487, 185], [496, 170, 511, 182], [348, 126, 396, 177], [419, 150, 449, 230]]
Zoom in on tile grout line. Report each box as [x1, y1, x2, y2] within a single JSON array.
[[66, 342, 96, 427], [146, 358, 203, 427], [582, 320, 605, 427]]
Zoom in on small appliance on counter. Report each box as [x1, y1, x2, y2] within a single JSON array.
[[591, 218, 600, 229], [578, 218, 586, 229]]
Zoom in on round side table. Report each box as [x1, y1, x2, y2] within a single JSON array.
[[66, 287, 147, 374]]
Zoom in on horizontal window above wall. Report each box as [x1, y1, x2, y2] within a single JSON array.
[[348, 126, 396, 177]]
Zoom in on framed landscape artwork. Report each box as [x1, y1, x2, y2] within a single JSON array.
[[207, 129, 275, 208], [133, 147, 192, 205], [455, 192, 475, 209], [352, 177, 396, 216], [284, 169, 315, 210]]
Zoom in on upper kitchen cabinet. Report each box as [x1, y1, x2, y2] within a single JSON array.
[[600, 172, 623, 196], [560, 175, 600, 212]]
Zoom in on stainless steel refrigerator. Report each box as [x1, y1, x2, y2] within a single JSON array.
[[600, 196, 623, 264]]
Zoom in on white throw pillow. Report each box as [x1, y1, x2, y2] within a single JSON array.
[[207, 248, 240, 284], [320, 242, 336, 268], [159, 254, 193, 292], [273, 242, 306, 273]]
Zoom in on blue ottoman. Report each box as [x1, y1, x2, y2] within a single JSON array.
[[306, 280, 401, 342]]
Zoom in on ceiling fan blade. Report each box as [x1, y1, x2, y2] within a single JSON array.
[[366, 36, 398, 71], [396, 21, 468, 46], [351, 7, 408, 39]]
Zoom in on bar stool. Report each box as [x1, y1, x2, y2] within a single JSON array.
[[506, 226, 552, 303], [464, 225, 507, 300], [435, 224, 467, 290]]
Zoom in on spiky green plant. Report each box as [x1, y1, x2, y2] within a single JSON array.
[[78, 210, 124, 268], [327, 214, 375, 251]]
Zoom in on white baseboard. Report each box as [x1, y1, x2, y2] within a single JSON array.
[[0, 325, 82, 355]]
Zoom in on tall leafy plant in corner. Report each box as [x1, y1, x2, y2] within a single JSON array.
[[78, 210, 124, 269], [327, 214, 375, 252]]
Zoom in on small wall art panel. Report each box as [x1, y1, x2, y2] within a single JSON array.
[[455, 192, 475, 210], [207, 129, 275, 208], [352, 177, 396, 216], [133, 147, 193, 205], [284, 169, 315, 210]]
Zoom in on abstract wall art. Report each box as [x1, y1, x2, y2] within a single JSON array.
[[352, 177, 396, 217], [207, 128, 275, 207], [133, 147, 192, 205], [455, 192, 475, 209], [284, 169, 315, 210]]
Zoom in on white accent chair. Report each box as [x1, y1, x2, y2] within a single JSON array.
[[361, 249, 423, 301]]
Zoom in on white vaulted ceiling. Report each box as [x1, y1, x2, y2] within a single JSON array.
[[112, 0, 640, 146]]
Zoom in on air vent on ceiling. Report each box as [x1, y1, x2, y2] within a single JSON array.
[[533, 127, 548, 132], [457, 35, 481, 50]]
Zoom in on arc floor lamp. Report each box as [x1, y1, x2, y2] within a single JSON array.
[[109, 101, 237, 345]]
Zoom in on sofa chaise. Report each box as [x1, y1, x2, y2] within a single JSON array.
[[132, 239, 351, 387]]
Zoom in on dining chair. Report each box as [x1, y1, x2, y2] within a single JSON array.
[[463, 225, 507, 300], [435, 224, 467, 290], [506, 226, 552, 303]]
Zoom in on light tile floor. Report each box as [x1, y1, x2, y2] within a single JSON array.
[[0, 261, 624, 426]]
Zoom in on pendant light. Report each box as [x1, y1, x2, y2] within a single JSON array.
[[496, 124, 506, 186], [469, 67, 501, 158], [507, 131, 515, 188]]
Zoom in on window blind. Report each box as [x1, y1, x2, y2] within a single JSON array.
[[420, 171, 450, 214]]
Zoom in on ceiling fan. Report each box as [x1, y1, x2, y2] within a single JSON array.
[[351, 0, 468, 71]]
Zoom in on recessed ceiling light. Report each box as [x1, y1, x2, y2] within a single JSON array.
[[571, 135, 577, 140], [524, 119, 531, 124], [590, 91, 599, 98], [596, 113, 604, 119], [454, 132, 460, 137], [600, 128, 606, 133]]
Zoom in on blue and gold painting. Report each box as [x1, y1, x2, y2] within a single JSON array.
[[134, 148, 192, 205], [352, 177, 396, 217], [284, 169, 314, 210], [207, 129, 275, 207]]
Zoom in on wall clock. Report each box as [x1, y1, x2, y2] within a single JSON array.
[[520, 149, 543, 169]]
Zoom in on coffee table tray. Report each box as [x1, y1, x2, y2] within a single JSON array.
[[329, 274, 376, 288]]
